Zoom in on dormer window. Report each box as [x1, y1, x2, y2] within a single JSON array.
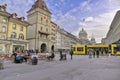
[[1, 8, 4, 11], [13, 16, 16, 18], [12, 13, 17, 18], [0, 4, 6, 12], [21, 17, 25, 21]]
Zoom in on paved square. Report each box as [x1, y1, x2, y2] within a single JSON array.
[[0, 55, 120, 80]]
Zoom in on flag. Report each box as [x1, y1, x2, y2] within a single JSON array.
[[83, 18, 85, 22]]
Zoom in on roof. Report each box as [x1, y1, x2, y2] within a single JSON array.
[[79, 28, 87, 35], [27, 0, 51, 14]]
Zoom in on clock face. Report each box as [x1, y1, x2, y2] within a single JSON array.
[[43, 16, 46, 19]]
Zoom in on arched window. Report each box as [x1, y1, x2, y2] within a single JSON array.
[[11, 32, 16, 38], [19, 33, 24, 40], [2, 26, 6, 32]]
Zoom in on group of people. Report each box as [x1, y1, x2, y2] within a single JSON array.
[[87, 48, 112, 59], [59, 49, 73, 60], [46, 51, 55, 61], [11, 49, 38, 65], [10, 49, 74, 66]]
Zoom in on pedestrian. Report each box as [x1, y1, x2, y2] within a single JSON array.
[[101, 48, 104, 56], [93, 48, 95, 58], [31, 53, 38, 65], [59, 50, 63, 61], [114, 48, 117, 57], [70, 49, 73, 60], [88, 48, 93, 59], [105, 48, 108, 56], [96, 48, 99, 58], [108, 49, 111, 57]]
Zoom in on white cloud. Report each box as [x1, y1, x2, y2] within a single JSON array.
[[80, 1, 91, 11], [84, 17, 94, 22], [73, 9, 117, 43], [1, 0, 119, 43]]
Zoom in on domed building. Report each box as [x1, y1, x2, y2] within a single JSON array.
[[79, 28, 88, 40], [79, 28, 90, 45], [79, 28, 96, 45], [90, 36, 96, 44]]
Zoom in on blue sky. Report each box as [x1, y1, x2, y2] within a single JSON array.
[[0, 0, 120, 43]]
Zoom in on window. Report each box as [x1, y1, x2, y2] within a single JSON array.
[[12, 24, 16, 29], [20, 26, 23, 31], [1, 35, 5, 39], [11, 32, 16, 38], [2, 26, 6, 33], [2, 18, 7, 23], [73, 47, 76, 51], [77, 47, 83, 51], [19, 34, 24, 40]]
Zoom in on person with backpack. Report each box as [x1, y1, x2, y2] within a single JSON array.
[[31, 53, 38, 65], [15, 54, 22, 63]]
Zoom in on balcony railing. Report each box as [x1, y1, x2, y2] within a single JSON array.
[[6, 37, 28, 42]]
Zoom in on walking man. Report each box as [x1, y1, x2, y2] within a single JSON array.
[[70, 49, 73, 60]]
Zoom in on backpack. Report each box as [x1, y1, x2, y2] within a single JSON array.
[[16, 55, 21, 60]]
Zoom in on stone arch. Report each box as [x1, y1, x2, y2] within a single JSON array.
[[41, 43, 47, 53], [51, 45, 54, 51]]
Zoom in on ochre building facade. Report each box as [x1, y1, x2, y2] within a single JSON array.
[[0, 4, 29, 54]]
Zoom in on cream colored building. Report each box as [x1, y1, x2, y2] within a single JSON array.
[[104, 10, 120, 44], [0, 4, 29, 54], [50, 21, 57, 51], [79, 28, 96, 45], [27, 0, 57, 53], [55, 27, 80, 52]]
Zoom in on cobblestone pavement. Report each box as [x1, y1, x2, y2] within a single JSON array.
[[0, 54, 120, 80]]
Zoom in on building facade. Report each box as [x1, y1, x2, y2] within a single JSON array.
[[104, 10, 120, 44], [0, 4, 29, 54], [50, 21, 57, 51], [55, 27, 81, 52], [27, 0, 57, 53], [79, 28, 96, 45]]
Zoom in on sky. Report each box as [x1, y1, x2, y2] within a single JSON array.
[[0, 0, 120, 43]]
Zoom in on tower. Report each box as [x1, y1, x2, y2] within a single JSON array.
[[90, 34, 96, 44], [27, 0, 52, 53]]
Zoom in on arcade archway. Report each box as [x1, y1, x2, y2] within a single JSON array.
[[41, 43, 47, 53], [51, 45, 54, 51]]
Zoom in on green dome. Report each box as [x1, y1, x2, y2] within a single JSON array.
[[79, 28, 87, 36]]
